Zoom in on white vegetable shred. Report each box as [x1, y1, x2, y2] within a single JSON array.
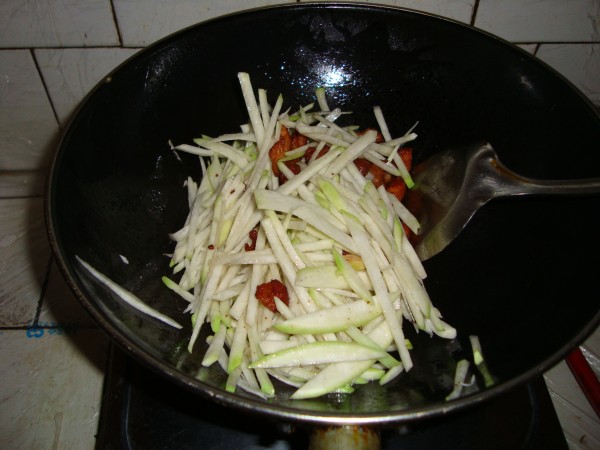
[[161, 72, 458, 399]]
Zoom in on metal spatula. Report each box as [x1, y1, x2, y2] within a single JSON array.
[[404, 142, 600, 261]]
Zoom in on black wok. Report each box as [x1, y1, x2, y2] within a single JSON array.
[[45, 2, 600, 445]]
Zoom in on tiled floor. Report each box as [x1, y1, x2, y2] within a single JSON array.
[[0, 329, 108, 449], [0, 170, 110, 449], [1, 1, 600, 448]]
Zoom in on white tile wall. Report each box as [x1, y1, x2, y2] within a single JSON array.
[[1, 1, 599, 448], [516, 44, 538, 55], [0, 0, 598, 172], [0, 0, 119, 48], [113, 0, 290, 47], [35, 47, 140, 124], [0, 51, 58, 171], [537, 43, 600, 105], [306, 0, 476, 23], [475, 0, 600, 43]]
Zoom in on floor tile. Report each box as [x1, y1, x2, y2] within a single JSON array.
[[0, 198, 50, 327], [0, 171, 46, 199], [113, 0, 294, 47], [536, 43, 600, 106], [0, 50, 59, 171], [475, 0, 600, 42], [35, 47, 141, 125], [0, 328, 109, 449], [0, 0, 119, 48], [516, 44, 537, 55], [545, 325, 600, 450], [39, 260, 97, 328], [546, 362, 600, 449]]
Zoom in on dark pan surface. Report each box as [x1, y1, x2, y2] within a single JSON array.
[[46, 3, 600, 424]]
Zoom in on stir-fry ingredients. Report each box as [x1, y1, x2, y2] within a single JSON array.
[[164, 72, 457, 399], [469, 334, 495, 387], [76, 256, 183, 329]]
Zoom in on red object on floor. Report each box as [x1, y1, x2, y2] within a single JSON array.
[[565, 347, 600, 418]]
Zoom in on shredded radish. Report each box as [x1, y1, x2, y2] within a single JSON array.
[[158, 73, 462, 399], [83, 73, 467, 400], [76, 256, 182, 329]]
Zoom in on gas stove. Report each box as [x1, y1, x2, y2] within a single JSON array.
[[96, 344, 568, 450]]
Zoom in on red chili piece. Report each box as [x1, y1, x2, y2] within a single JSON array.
[[269, 127, 307, 184], [255, 279, 290, 312], [303, 145, 330, 164], [269, 126, 292, 177], [245, 228, 258, 251]]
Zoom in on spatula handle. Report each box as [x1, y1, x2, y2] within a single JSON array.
[[508, 178, 600, 196]]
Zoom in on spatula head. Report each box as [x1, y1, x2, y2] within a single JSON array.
[[406, 142, 497, 260]]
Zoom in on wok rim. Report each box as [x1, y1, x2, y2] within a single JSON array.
[[44, 1, 600, 426]]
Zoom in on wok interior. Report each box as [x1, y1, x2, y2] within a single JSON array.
[[48, 4, 600, 422]]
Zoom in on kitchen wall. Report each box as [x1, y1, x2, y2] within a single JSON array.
[[1, 0, 599, 174]]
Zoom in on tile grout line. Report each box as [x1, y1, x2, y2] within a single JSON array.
[[0, 195, 44, 200], [3, 41, 599, 50], [1, 45, 139, 50], [0, 324, 98, 331], [470, 0, 480, 27], [109, 0, 124, 47], [30, 49, 61, 128], [31, 254, 54, 327]]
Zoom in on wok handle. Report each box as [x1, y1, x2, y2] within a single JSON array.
[[309, 426, 381, 450], [565, 347, 600, 418]]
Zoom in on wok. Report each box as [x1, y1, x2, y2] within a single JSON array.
[[45, 2, 600, 446]]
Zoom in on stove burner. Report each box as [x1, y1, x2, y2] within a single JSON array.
[[96, 345, 568, 449]]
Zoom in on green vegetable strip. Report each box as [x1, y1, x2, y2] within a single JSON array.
[[248, 327, 275, 396], [315, 86, 329, 112], [326, 130, 378, 176], [260, 215, 317, 315], [229, 280, 251, 321], [249, 341, 387, 369], [228, 315, 248, 373], [248, 94, 284, 190], [238, 72, 265, 147], [258, 88, 270, 129], [202, 323, 228, 367], [291, 318, 397, 399], [276, 147, 341, 196], [188, 263, 224, 352], [245, 230, 267, 327], [162, 276, 194, 302], [223, 173, 268, 253], [343, 213, 413, 371], [77, 257, 182, 329], [445, 359, 470, 400], [332, 249, 373, 303]]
